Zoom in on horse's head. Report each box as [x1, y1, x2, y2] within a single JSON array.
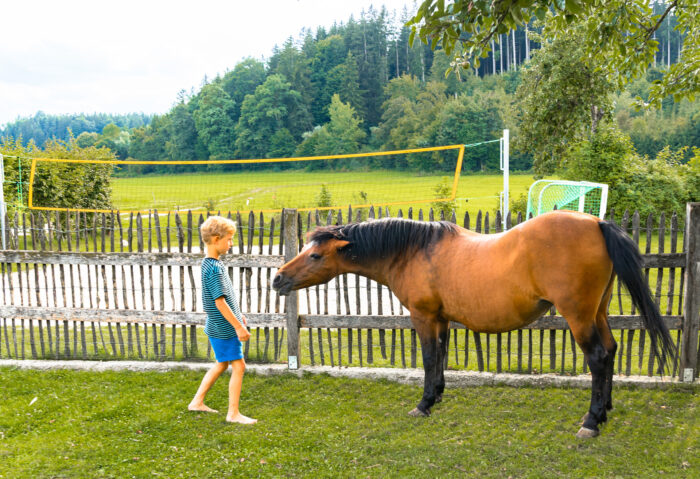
[[273, 234, 350, 295]]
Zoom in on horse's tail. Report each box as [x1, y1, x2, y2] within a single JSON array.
[[598, 221, 676, 372]]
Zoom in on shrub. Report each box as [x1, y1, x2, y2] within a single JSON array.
[[431, 177, 456, 218], [316, 184, 332, 208]]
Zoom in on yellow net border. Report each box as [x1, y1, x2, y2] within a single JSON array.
[[27, 144, 465, 214]]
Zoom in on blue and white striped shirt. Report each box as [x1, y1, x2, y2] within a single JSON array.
[[201, 257, 242, 339]]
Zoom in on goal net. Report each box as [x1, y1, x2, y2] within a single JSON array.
[[526, 180, 608, 219]]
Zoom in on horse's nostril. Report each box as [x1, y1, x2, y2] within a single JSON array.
[[272, 274, 283, 288]]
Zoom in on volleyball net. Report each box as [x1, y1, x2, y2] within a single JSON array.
[[24, 145, 468, 214]]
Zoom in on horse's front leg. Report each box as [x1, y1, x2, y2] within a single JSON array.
[[408, 314, 440, 417]]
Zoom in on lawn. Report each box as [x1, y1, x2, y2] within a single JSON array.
[[110, 170, 540, 220], [0, 368, 697, 478]]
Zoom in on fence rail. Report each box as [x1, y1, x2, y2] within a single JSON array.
[[1, 204, 698, 381]]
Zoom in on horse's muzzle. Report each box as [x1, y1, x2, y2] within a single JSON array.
[[272, 273, 293, 295]]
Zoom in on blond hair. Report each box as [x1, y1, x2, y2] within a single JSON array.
[[200, 216, 237, 244]]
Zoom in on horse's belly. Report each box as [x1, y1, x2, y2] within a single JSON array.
[[441, 297, 549, 334]]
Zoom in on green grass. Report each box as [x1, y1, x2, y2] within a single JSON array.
[[110, 170, 540, 219], [0, 368, 697, 478]]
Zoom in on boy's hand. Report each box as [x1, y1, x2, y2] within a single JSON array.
[[237, 327, 251, 342]]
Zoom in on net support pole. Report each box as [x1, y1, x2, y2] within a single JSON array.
[[599, 184, 609, 219], [0, 154, 5, 250], [501, 129, 510, 230]]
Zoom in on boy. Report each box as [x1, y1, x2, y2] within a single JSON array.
[[188, 216, 257, 424]]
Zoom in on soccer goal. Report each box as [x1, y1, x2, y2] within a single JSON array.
[[526, 180, 609, 219]]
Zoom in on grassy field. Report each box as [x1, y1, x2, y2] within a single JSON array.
[[0, 368, 697, 478], [110, 170, 540, 219]]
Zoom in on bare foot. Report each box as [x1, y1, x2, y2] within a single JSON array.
[[188, 402, 218, 413], [226, 413, 257, 424]]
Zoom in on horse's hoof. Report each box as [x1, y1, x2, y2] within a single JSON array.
[[408, 407, 430, 417], [576, 427, 600, 439]]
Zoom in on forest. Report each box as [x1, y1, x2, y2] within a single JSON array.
[[1, 2, 698, 216]]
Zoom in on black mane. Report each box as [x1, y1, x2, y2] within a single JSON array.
[[308, 218, 458, 262]]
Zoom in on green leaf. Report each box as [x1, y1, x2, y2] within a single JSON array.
[[512, 8, 523, 23], [535, 7, 548, 21], [565, 0, 583, 15]]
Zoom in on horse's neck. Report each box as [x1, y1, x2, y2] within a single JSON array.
[[341, 256, 400, 288]]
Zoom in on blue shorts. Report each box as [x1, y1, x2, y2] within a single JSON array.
[[208, 335, 244, 362]]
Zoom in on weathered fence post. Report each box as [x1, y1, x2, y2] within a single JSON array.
[[681, 202, 700, 381], [283, 209, 300, 369]]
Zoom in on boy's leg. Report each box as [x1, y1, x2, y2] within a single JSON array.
[[226, 359, 257, 424], [188, 361, 229, 412]]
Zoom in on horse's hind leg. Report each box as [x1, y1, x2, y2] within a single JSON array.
[[581, 302, 618, 427], [597, 277, 617, 414], [434, 320, 450, 404], [574, 325, 609, 438], [559, 300, 610, 438]]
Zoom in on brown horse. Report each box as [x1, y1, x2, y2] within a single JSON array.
[[272, 211, 675, 438]]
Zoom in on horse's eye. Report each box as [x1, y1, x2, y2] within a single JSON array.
[[310, 253, 321, 260]]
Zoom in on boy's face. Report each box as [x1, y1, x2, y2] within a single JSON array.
[[212, 232, 234, 255]]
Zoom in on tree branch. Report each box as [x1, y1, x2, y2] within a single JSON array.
[[640, 0, 677, 45]]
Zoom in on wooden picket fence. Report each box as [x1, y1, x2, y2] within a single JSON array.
[[0, 203, 698, 381]]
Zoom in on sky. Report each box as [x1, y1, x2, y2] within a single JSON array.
[[0, 0, 417, 127]]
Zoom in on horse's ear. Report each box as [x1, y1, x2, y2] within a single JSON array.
[[335, 240, 350, 251]]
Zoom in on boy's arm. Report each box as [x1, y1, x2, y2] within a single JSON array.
[[215, 297, 251, 341]]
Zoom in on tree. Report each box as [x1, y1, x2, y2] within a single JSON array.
[[324, 52, 365, 123], [372, 76, 449, 170], [94, 123, 130, 159], [428, 49, 463, 97], [345, 8, 391, 127], [514, 26, 615, 174], [295, 95, 366, 168], [409, 0, 699, 107], [166, 102, 198, 162], [320, 94, 366, 154], [221, 58, 266, 123], [372, 75, 423, 159], [76, 131, 98, 148], [268, 128, 297, 158], [309, 35, 348, 124], [192, 83, 237, 160], [235, 75, 312, 159], [127, 115, 170, 169], [269, 38, 315, 120]]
